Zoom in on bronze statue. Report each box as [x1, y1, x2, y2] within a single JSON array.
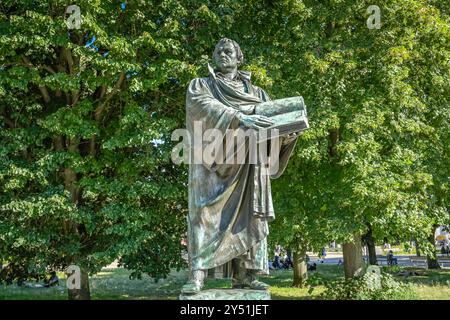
[[181, 38, 306, 294]]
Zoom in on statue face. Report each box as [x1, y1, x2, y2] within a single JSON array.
[[214, 42, 239, 72]]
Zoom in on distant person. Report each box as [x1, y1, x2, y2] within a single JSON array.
[[283, 252, 293, 269], [275, 245, 282, 256], [280, 251, 286, 265], [273, 252, 281, 269], [387, 250, 398, 266], [321, 247, 327, 263], [307, 262, 317, 271], [44, 271, 59, 287]]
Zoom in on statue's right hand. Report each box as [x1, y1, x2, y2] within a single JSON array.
[[237, 114, 274, 129]]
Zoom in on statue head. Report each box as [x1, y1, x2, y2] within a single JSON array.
[[212, 38, 243, 73]]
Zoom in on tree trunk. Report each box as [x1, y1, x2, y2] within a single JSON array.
[[427, 225, 440, 269], [292, 247, 308, 288], [367, 243, 377, 265], [343, 234, 363, 279], [67, 268, 90, 300], [415, 240, 421, 257], [426, 255, 440, 269], [362, 224, 378, 265], [61, 138, 91, 299], [366, 230, 378, 265]]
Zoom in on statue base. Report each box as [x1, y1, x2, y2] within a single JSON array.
[[179, 288, 271, 300]]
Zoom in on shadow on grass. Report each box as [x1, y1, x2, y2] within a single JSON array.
[[383, 266, 450, 286]]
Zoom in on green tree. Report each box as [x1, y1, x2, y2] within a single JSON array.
[[0, 0, 195, 299], [255, 0, 450, 277], [1, 0, 448, 301], [0, 0, 310, 299]]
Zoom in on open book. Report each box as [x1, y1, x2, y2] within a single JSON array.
[[254, 96, 309, 136]]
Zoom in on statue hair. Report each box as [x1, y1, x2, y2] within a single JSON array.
[[213, 38, 244, 65]]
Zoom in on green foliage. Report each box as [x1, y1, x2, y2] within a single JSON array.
[[0, 0, 194, 281], [265, 0, 450, 251], [0, 0, 448, 286], [320, 272, 417, 300]]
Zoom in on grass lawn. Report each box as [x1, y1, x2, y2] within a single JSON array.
[[1, 265, 449, 300]]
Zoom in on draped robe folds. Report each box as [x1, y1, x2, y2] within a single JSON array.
[[186, 66, 297, 273]]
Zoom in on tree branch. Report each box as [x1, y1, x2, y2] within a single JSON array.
[[22, 56, 52, 104], [54, 135, 64, 151], [62, 47, 74, 75], [98, 85, 107, 100], [42, 65, 56, 74], [1, 114, 15, 128], [38, 86, 51, 104], [71, 90, 80, 106], [89, 135, 97, 157], [94, 72, 125, 121], [19, 57, 56, 74], [328, 128, 340, 158]]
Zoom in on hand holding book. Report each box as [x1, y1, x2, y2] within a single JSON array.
[[236, 113, 274, 129], [254, 96, 309, 136]]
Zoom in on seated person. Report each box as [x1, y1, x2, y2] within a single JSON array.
[[44, 271, 59, 287], [273, 255, 281, 269], [387, 250, 398, 266], [283, 254, 293, 269], [307, 262, 317, 271]]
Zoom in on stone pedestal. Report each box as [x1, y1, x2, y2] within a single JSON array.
[[179, 289, 271, 300]]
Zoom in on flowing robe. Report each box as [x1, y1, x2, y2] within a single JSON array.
[[186, 66, 297, 273]]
